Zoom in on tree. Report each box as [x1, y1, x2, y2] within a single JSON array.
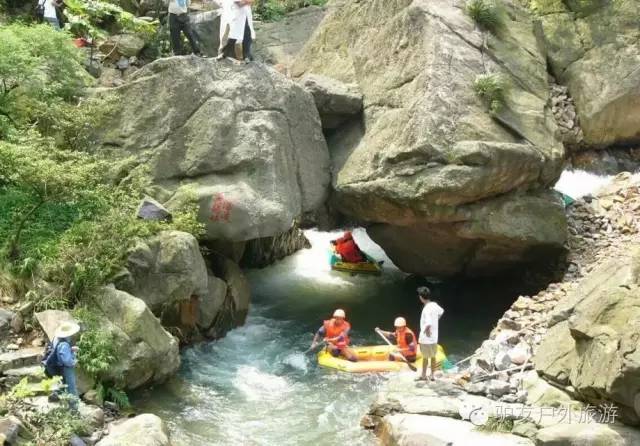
[[0, 140, 103, 260], [0, 23, 89, 138]]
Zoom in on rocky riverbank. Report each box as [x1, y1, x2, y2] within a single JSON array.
[[366, 172, 640, 445]]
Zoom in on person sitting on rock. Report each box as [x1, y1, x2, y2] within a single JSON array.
[[43, 322, 81, 409], [310, 309, 358, 362], [331, 231, 366, 263], [376, 317, 417, 362], [217, 0, 255, 62], [168, 0, 202, 56]]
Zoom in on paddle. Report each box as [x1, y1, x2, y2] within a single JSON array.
[[375, 328, 417, 372], [304, 340, 325, 354]]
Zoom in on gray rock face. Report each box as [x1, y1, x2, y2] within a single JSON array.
[[535, 423, 640, 446], [0, 309, 14, 333], [240, 223, 310, 268], [254, 6, 326, 67], [95, 287, 180, 390], [380, 413, 535, 446], [539, 1, 640, 148], [534, 247, 640, 425], [117, 231, 209, 315], [97, 57, 330, 244], [292, 0, 566, 277], [189, 9, 222, 58], [0, 415, 25, 445], [34, 310, 78, 340], [300, 74, 363, 129], [116, 231, 246, 339], [137, 196, 172, 221], [96, 414, 171, 446]]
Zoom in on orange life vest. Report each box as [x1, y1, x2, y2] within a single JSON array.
[[323, 319, 351, 348], [395, 327, 416, 357]]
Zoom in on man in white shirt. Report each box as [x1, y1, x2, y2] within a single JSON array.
[[217, 0, 255, 62], [417, 286, 444, 382], [38, 0, 62, 30]]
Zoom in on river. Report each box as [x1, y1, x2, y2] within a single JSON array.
[[134, 229, 538, 445]]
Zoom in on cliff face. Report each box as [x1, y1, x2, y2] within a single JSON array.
[[537, 0, 640, 148], [292, 0, 567, 277], [97, 56, 331, 243]]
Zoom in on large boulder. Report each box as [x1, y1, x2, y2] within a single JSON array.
[[254, 6, 327, 66], [534, 247, 640, 425], [116, 231, 208, 315], [94, 287, 180, 390], [189, 9, 222, 58], [292, 0, 565, 277], [379, 414, 535, 446], [538, 0, 640, 148], [535, 423, 640, 446], [96, 414, 171, 446], [97, 56, 330, 244], [300, 74, 363, 129]]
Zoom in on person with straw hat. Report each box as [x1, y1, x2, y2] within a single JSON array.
[[46, 321, 81, 408]]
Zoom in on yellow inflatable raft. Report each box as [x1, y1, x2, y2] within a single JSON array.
[[317, 344, 448, 373], [329, 250, 382, 275]]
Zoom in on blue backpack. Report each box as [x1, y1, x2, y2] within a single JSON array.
[[42, 340, 68, 378]]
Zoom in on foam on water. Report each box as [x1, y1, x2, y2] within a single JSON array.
[[554, 169, 640, 199], [133, 228, 514, 445]]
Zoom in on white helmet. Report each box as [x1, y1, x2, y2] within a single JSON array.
[[394, 317, 406, 327], [333, 309, 346, 318]]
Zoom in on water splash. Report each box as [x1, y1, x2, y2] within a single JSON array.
[[554, 169, 640, 199]]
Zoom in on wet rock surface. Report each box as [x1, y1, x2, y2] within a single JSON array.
[[368, 173, 640, 444]]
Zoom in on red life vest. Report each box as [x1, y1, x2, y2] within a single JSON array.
[[323, 319, 351, 348], [336, 239, 365, 263], [395, 327, 416, 357]]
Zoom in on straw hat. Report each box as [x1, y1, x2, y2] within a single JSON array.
[[54, 322, 80, 339]]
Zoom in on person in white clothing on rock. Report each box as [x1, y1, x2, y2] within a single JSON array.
[[417, 286, 444, 382], [217, 0, 256, 62]]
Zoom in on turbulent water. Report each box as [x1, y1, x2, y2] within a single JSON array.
[[134, 229, 531, 445]]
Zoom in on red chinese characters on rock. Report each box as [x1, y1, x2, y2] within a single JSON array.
[[209, 193, 233, 222]]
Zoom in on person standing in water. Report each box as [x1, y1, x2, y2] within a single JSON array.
[[376, 317, 417, 362], [416, 286, 444, 381], [310, 309, 358, 362]]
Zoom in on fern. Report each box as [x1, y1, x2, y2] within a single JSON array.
[[467, 0, 504, 33], [10, 377, 36, 399], [473, 73, 507, 114], [106, 387, 131, 409]]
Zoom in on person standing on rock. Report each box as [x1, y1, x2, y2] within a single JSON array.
[[217, 0, 255, 62], [168, 0, 202, 56], [43, 322, 81, 409], [416, 286, 444, 382]]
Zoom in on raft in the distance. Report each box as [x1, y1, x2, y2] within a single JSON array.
[[329, 251, 383, 275], [317, 344, 448, 373]]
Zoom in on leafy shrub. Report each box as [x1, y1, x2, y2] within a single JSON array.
[[473, 73, 507, 114], [475, 415, 514, 432], [64, 0, 156, 40], [75, 307, 132, 409], [74, 307, 116, 380], [466, 0, 504, 33], [256, 0, 327, 21], [0, 24, 90, 138]]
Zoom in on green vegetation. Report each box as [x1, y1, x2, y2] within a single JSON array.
[[0, 24, 90, 138], [74, 307, 132, 408], [255, 0, 327, 21], [64, 0, 156, 40], [473, 73, 507, 114], [475, 416, 515, 433], [466, 0, 504, 34], [0, 23, 203, 310]]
